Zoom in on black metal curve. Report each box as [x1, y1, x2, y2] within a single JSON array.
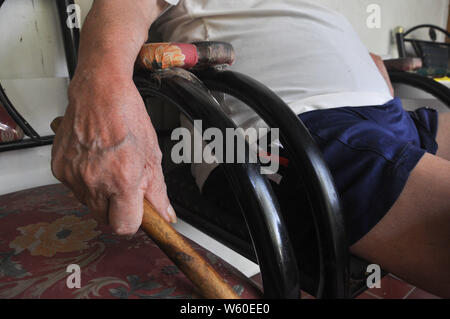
[[134, 69, 301, 299], [0, 0, 80, 152], [0, 135, 53, 152], [396, 32, 407, 58], [196, 68, 349, 298], [403, 24, 450, 39], [0, 84, 40, 140], [0, 0, 41, 141], [56, 0, 80, 79], [389, 71, 450, 109]]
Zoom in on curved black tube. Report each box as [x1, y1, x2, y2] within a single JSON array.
[[0, 135, 53, 152], [0, 84, 40, 140], [0, 0, 79, 151], [134, 69, 300, 299], [0, 0, 40, 140], [396, 32, 407, 58], [389, 71, 450, 109], [196, 68, 349, 298], [0, 0, 56, 146], [403, 24, 450, 39]]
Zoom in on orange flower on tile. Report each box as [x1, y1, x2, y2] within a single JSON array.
[[10, 216, 101, 257], [140, 43, 186, 70]]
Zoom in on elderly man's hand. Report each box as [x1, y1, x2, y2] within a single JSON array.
[[51, 69, 176, 235]]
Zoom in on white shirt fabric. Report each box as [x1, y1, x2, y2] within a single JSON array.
[[155, 0, 393, 190]]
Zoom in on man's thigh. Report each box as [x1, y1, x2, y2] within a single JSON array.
[[436, 112, 450, 161], [350, 153, 450, 297]]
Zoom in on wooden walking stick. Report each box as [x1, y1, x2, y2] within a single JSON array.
[[51, 117, 240, 299]]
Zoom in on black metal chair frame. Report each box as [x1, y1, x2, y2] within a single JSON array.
[[134, 69, 301, 298], [395, 24, 449, 75], [194, 68, 349, 298], [151, 68, 450, 299], [0, 0, 78, 152]]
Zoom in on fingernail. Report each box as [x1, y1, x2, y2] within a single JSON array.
[[167, 205, 177, 224]]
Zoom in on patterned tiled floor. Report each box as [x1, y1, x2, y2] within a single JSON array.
[[250, 273, 441, 299], [356, 274, 441, 299]]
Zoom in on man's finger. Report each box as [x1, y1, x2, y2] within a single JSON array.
[[145, 167, 176, 224], [86, 195, 109, 225], [108, 190, 144, 236], [55, 164, 87, 206]]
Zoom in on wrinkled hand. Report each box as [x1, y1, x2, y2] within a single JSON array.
[[51, 70, 176, 235]]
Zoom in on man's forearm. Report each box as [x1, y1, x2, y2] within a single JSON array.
[[370, 53, 394, 97], [52, 0, 177, 234], [75, 0, 166, 80]]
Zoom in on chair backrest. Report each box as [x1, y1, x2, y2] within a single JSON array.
[[395, 24, 450, 77], [411, 40, 449, 72]]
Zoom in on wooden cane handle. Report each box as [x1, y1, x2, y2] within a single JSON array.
[[51, 117, 239, 299]]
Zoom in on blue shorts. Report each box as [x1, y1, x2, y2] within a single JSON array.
[[297, 98, 439, 244]]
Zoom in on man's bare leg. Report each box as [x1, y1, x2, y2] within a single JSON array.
[[350, 153, 450, 298], [436, 112, 450, 161]]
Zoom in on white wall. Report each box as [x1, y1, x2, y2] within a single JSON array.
[[0, 1, 69, 195], [1, 0, 448, 80], [77, 0, 449, 57], [316, 0, 449, 57]]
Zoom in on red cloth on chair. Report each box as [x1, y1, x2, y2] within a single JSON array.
[[0, 184, 261, 299]]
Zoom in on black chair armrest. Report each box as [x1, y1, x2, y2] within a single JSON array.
[[389, 71, 450, 108]]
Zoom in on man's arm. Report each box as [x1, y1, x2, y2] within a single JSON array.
[[51, 0, 176, 236], [75, 0, 166, 81], [370, 53, 395, 97]]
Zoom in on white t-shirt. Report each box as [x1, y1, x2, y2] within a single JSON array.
[[155, 0, 393, 189]]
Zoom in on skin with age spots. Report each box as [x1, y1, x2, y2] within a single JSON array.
[[52, 73, 176, 233], [51, 0, 176, 236]]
